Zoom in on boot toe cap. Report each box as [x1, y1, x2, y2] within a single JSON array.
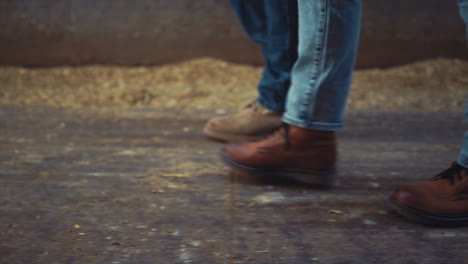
[[391, 185, 427, 210], [391, 186, 414, 202]]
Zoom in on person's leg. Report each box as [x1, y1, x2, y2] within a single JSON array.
[[203, 0, 298, 142], [389, 0, 468, 227], [458, 0, 468, 45], [257, 1, 298, 113], [230, 0, 298, 113], [222, 0, 362, 187], [283, 0, 361, 131], [457, 0, 468, 168], [458, 98, 468, 168]]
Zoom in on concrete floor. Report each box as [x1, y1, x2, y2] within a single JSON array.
[[1, 105, 467, 264]]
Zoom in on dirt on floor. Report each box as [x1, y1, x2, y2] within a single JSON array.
[[0, 57, 467, 112]]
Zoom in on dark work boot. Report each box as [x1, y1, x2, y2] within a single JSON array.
[[390, 162, 468, 227], [221, 123, 337, 187]]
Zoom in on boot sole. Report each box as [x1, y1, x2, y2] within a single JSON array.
[[389, 197, 468, 227], [221, 153, 337, 188]]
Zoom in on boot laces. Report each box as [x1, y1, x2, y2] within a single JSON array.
[[242, 100, 275, 114], [432, 162, 468, 185], [241, 100, 259, 112]]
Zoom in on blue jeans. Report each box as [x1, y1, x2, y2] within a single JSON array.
[[457, 0, 468, 168], [460, 98, 468, 168], [229, 0, 298, 113], [282, 0, 362, 131]]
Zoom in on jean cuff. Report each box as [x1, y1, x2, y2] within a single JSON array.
[[282, 114, 342, 131]]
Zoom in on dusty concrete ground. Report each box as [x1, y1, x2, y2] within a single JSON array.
[[0, 105, 467, 264]]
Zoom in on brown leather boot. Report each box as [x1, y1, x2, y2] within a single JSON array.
[[221, 123, 337, 187], [390, 162, 468, 227]]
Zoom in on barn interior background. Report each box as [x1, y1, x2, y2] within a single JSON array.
[[0, 0, 467, 67], [0, 0, 467, 111]]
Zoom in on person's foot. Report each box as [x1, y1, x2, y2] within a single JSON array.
[[221, 123, 337, 187], [390, 162, 468, 227], [203, 100, 282, 142]]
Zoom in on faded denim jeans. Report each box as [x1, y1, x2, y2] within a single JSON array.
[[457, 0, 468, 168], [231, 0, 361, 129], [229, 0, 298, 113], [282, 0, 362, 131]]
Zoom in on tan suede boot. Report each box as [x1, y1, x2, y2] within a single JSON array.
[[203, 100, 282, 142]]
